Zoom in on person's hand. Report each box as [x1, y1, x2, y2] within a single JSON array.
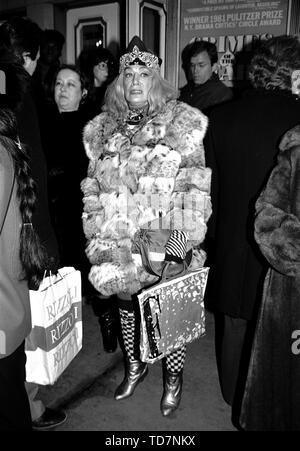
[[47, 255, 60, 275]]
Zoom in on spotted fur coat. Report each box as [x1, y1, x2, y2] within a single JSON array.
[[81, 100, 211, 296], [240, 125, 300, 430]]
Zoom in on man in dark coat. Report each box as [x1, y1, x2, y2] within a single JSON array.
[[0, 19, 58, 268], [204, 35, 300, 422], [33, 29, 65, 104], [180, 40, 233, 116]]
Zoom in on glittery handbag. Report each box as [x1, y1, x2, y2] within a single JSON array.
[[138, 262, 208, 363]]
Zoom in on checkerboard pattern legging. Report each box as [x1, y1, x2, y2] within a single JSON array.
[[119, 308, 186, 373]]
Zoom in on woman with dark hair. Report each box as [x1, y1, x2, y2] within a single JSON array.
[[0, 108, 48, 430], [77, 46, 118, 117], [44, 64, 91, 293], [54, 64, 89, 112], [82, 36, 211, 416]]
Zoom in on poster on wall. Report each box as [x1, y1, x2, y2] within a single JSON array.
[[179, 0, 290, 87]]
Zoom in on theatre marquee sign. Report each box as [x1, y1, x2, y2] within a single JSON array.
[[180, 0, 290, 85]]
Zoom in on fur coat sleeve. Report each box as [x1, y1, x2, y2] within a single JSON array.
[[254, 134, 300, 277]]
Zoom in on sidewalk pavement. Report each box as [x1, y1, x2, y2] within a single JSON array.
[[37, 299, 235, 431], [36, 298, 234, 426], [38, 299, 123, 409], [37, 300, 217, 410]]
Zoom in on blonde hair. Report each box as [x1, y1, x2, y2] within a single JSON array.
[[102, 68, 178, 119]]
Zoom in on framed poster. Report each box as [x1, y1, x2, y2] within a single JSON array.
[[179, 0, 291, 87]]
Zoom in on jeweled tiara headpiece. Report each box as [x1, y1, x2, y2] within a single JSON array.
[[119, 36, 161, 72]]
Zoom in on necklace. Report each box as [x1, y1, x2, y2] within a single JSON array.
[[126, 106, 149, 125]]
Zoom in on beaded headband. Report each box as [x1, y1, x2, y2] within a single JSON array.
[[119, 36, 161, 72], [119, 45, 160, 72]]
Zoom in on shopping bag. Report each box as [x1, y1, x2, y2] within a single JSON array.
[[138, 264, 209, 364], [25, 267, 82, 385]]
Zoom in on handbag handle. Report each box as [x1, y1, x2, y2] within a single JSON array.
[[160, 260, 188, 282], [138, 237, 193, 278], [138, 239, 163, 277], [145, 260, 189, 291]]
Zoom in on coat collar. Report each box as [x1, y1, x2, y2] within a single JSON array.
[[279, 125, 300, 153]]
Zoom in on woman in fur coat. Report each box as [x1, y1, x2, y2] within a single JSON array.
[[240, 125, 300, 430], [81, 36, 211, 416]]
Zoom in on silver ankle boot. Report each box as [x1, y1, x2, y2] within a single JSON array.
[[160, 369, 183, 416], [114, 359, 148, 400]]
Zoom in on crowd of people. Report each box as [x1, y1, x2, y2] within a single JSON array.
[[0, 14, 299, 432]]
